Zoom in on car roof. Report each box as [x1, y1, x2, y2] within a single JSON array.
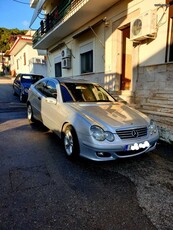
[[55, 77, 96, 84], [19, 73, 44, 76]]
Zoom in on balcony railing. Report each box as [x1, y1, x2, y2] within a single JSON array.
[[33, 0, 82, 46]]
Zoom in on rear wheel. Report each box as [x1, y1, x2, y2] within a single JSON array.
[[27, 104, 35, 123], [63, 125, 79, 159]]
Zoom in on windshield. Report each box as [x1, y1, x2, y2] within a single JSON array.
[[60, 83, 116, 102], [21, 75, 43, 84]]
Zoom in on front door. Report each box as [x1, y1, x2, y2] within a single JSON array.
[[121, 26, 133, 90]]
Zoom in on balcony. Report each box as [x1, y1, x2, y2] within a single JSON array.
[[30, 0, 39, 8], [29, 57, 46, 65], [32, 0, 119, 50]]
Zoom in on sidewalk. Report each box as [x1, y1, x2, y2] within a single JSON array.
[[0, 75, 14, 83]]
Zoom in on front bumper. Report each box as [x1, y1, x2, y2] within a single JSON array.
[[79, 135, 159, 161]]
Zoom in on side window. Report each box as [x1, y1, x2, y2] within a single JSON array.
[[17, 59, 19, 70], [81, 50, 93, 73], [35, 81, 46, 95], [44, 80, 57, 98], [24, 53, 26, 65], [15, 75, 20, 82], [61, 85, 73, 102], [80, 42, 93, 74]]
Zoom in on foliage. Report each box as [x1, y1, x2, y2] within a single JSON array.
[[0, 27, 27, 52]]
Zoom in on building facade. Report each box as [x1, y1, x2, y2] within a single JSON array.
[[9, 30, 47, 77], [30, 0, 173, 143]]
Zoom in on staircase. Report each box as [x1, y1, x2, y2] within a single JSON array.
[[137, 90, 173, 144], [111, 90, 173, 144]]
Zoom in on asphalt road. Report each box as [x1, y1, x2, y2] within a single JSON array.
[[0, 76, 173, 230]]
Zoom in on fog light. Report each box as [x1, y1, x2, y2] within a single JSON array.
[[96, 152, 111, 157]]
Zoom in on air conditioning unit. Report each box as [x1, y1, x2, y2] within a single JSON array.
[[130, 10, 157, 41], [61, 48, 71, 58], [62, 58, 71, 69]]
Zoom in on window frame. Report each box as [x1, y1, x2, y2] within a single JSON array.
[[80, 42, 94, 74], [23, 53, 26, 65], [80, 50, 93, 74]]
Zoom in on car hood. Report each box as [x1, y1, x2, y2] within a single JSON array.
[[68, 102, 150, 130]]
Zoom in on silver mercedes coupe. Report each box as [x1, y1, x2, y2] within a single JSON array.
[[27, 77, 159, 161]]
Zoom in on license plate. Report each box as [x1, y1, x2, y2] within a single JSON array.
[[126, 141, 150, 151]]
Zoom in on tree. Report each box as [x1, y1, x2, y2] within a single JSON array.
[[0, 27, 27, 52]]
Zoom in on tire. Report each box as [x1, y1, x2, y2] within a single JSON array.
[[19, 91, 25, 102], [63, 125, 79, 159], [27, 104, 35, 123], [13, 87, 17, 96]]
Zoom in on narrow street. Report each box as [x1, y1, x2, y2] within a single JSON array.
[[0, 76, 173, 230]]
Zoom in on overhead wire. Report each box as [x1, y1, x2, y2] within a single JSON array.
[[12, 0, 30, 5]]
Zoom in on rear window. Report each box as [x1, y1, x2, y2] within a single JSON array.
[[21, 75, 43, 83]]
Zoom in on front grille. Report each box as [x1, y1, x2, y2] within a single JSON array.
[[116, 127, 147, 140]]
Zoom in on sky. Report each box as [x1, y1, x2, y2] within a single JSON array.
[[0, 0, 40, 30]]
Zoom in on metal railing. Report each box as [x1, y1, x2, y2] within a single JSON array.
[[33, 0, 84, 46]]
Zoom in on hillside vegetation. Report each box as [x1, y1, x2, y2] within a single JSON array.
[[0, 28, 27, 52]]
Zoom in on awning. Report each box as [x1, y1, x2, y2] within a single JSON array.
[[72, 19, 104, 39], [29, 0, 46, 28]]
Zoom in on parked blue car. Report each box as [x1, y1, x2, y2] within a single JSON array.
[[13, 73, 44, 102]]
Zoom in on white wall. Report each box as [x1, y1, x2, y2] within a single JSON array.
[[12, 43, 46, 75], [48, 20, 105, 78], [47, 0, 169, 79], [30, 63, 47, 76], [137, 0, 168, 66]]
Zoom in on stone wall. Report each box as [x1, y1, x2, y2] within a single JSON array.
[[135, 63, 173, 143]]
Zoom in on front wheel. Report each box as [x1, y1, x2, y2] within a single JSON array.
[[63, 125, 79, 159], [27, 104, 35, 123], [19, 91, 25, 102]]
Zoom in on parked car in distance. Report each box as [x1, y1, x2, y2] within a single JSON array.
[[27, 77, 159, 161], [13, 73, 44, 102]]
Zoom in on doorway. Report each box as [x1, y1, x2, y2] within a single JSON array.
[[121, 26, 133, 90], [55, 62, 62, 77]]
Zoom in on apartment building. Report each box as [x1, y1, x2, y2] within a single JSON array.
[[30, 0, 173, 143]]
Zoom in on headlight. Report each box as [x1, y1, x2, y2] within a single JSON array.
[[148, 120, 157, 135], [90, 125, 115, 142], [105, 131, 115, 142], [90, 126, 105, 141]]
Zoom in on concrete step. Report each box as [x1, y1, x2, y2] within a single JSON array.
[[151, 96, 173, 100], [139, 109, 173, 118], [141, 103, 173, 113], [156, 90, 173, 94], [154, 94, 173, 99], [147, 98, 173, 105]]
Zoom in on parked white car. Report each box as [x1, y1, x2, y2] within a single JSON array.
[[27, 77, 159, 161]]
